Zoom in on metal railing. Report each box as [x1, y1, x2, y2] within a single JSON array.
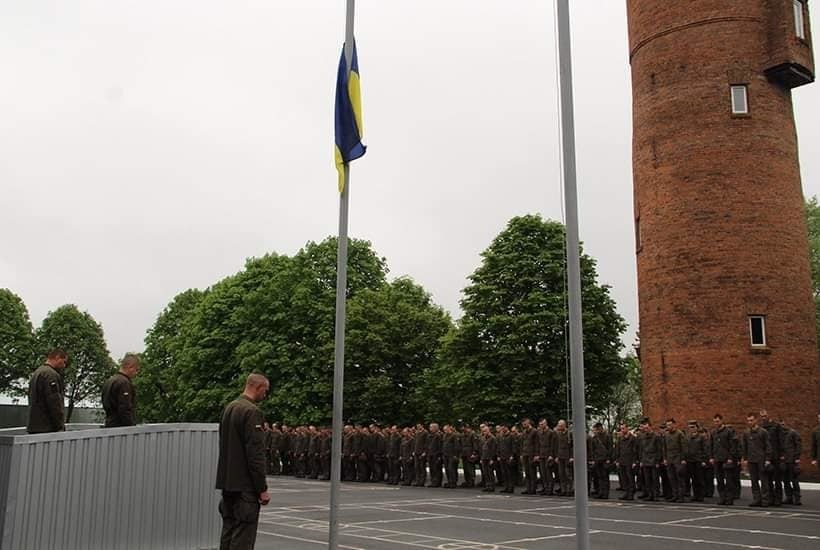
[[0, 423, 220, 550]]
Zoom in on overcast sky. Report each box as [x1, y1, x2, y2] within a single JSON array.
[[2, 1, 819, 360]]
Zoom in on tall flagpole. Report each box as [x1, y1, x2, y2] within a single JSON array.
[[329, 2, 356, 548], [556, 1, 590, 549]]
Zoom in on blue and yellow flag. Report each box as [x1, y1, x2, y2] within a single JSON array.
[[334, 41, 365, 193]]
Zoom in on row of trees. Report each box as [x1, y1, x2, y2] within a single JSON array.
[[2, 214, 641, 427], [0, 296, 114, 421], [136, 214, 632, 426]]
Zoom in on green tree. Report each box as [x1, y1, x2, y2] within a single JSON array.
[[136, 289, 205, 422], [345, 277, 452, 425], [597, 353, 642, 432], [35, 305, 115, 421], [805, 196, 820, 345], [0, 288, 35, 395], [416, 214, 627, 425]]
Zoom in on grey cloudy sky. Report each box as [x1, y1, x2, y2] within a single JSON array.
[[2, 1, 819, 360]]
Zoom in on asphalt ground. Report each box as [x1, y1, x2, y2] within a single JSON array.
[[254, 477, 820, 550]]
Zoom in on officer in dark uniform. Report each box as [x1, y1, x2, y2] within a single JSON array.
[[372, 425, 387, 482], [101, 353, 140, 428], [27, 349, 68, 434], [480, 424, 497, 492], [400, 427, 416, 486], [537, 419, 557, 496], [554, 420, 573, 496], [615, 423, 638, 500], [742, 412, 772, 507], [215, 373, 270, 550], [496, 424, 515, 493], [386, 425, 402, 485], [710, 413, 739, 505]]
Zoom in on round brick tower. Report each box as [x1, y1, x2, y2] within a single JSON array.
[[627, 0, 818, 443]]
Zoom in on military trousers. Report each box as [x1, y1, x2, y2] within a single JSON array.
[[783, 463, 801, 503], [686, 461, 705, 500], [539, 458, 555, 495], [766, 460, 783, 505], [640, 465, 657, 499], [594, 461, 610, 498], [481, 459, 495, 490], [618, 464, 635, 497], [461, 456, 476, 487], [402, 458, 416, 485], [703, 463, 715, 497], [522, 456, 537, 493], [714, 461, 737, 503], [748, 462, 771, 505], [667, 461, 686, 500], [414, 455, 427, 486], [357, 454, 370, 482], [429, 454, 444, 486], [219, 491, 260, 550], [557, 459, 573, 495]]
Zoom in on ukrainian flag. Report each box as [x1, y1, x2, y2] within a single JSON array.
[[334, 41, 365, 193]]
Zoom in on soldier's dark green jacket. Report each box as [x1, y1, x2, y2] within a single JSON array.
[[442, 432, 458, 457], [685, 433, 708, 463], [27, 364, 65, 434], [637, 430, 661, 466], [615, 432, 639, 465], [663, 429, 687, 464], [387, 432, 401, 458], [538, 428, 556, 458], [555, 429, 572, 459], [782, 428, 801, 463], [215, 395, 268, 494], [742, 426, 772, 464], [710, 425, 739, 462], [413, 429, 428, 456], [460, 431, 479, 458], [760, 419, 784, 460], [480, 434, 497, 461], [400, 435, 414, 461], [101, 372, 136, 427], [497, 433, 514, 460], [427, 431, 443, 456], [590, 431, 613, 462], [521, 428, 538, 457]]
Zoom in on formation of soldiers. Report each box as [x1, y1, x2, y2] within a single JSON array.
[[264, 410, 820, 507]]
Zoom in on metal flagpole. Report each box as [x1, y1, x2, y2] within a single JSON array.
[[556, 1, 590, 549], [329, 2, 356, 548]]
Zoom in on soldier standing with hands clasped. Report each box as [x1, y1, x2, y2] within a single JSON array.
[[215, 373, 271, 550], [101, 354, 140, 427]]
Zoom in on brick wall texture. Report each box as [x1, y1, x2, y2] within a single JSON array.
[[627, 0, 819, 461]]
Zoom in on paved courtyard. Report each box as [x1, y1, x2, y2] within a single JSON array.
[[255, 477, 820, 549]]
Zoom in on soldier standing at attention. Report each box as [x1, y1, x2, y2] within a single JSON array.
[[27, 349, 68, 434], [759, 409, 784, 506], [386, 425, 402, 485], [442, 424, 459, 488], [685, 421, 707, 502], [520, 418, 539, 495], [812, 413, 820, 469], [537, 419, 557, 496], [413, 423, 429, 487], [615, 423, 638, 501], [101, 353, 140, 428], [637, 418, 661, 501], [590, 422, 613, 499], [700, 426, 715, 498], [400, 427, 416, 486], [710, 414, 739, 506], [459, 425, 479, 488], [496, 425, 515, 493], [554, 420, 573, 497], [215, 373, 270, 550], [480, 424, 497, 492], [663, 418, 687, 503], [780, 419, 802, 505], [319, 427, 332, 481], [742, 412, 772, 507], [427, 423, 444, 487]]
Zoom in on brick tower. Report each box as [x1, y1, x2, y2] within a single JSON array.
[[627, 0, 818, 443]]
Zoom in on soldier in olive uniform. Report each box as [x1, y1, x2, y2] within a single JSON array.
[[511, 425, 523, 487], [812, 413, 820, 469], [386, 425, 402, 485], [269, 424, 282, 475], [427, 423, 444, 487], [480, 424, 497, 492], [663, 418, 687, 503], [280, 425, 293, 476], [307, 426, 320, 479], [710, 414, 740, 505], [459, 425, 480, 488], [637, 418, 661, 501], [372, 425, 387, 482], [615, 423, 639, 500], [342, 425, 355, 481], [780, 419, 801, 505], [400, 427, 416, 486], [520, 418, 539, 495], [495, 425, 515, 493], [413, 423, 429, 486], [27, 349, 68, 434], [320, 428, 332, 481], [215, 373, 270, 550], [354, 425, 370, 482], [742, 412, 773, 507], [700, 426, 715, 498], [759, 410, 784, 506], [590, 422, 613, 499], [537, 419, 557, 496], [441, 425, 459, 488], [101, 353, 139, 428], [554, 420, 573, 496], [685, 421, 708, 502]]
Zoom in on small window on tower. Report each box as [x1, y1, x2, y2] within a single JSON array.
[[749, 316, 766, 347], [794, 0, 806, 40], [731, 85, 748, 115]]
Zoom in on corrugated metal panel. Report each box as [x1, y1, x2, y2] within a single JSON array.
[[0, 424, 220, 550]]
